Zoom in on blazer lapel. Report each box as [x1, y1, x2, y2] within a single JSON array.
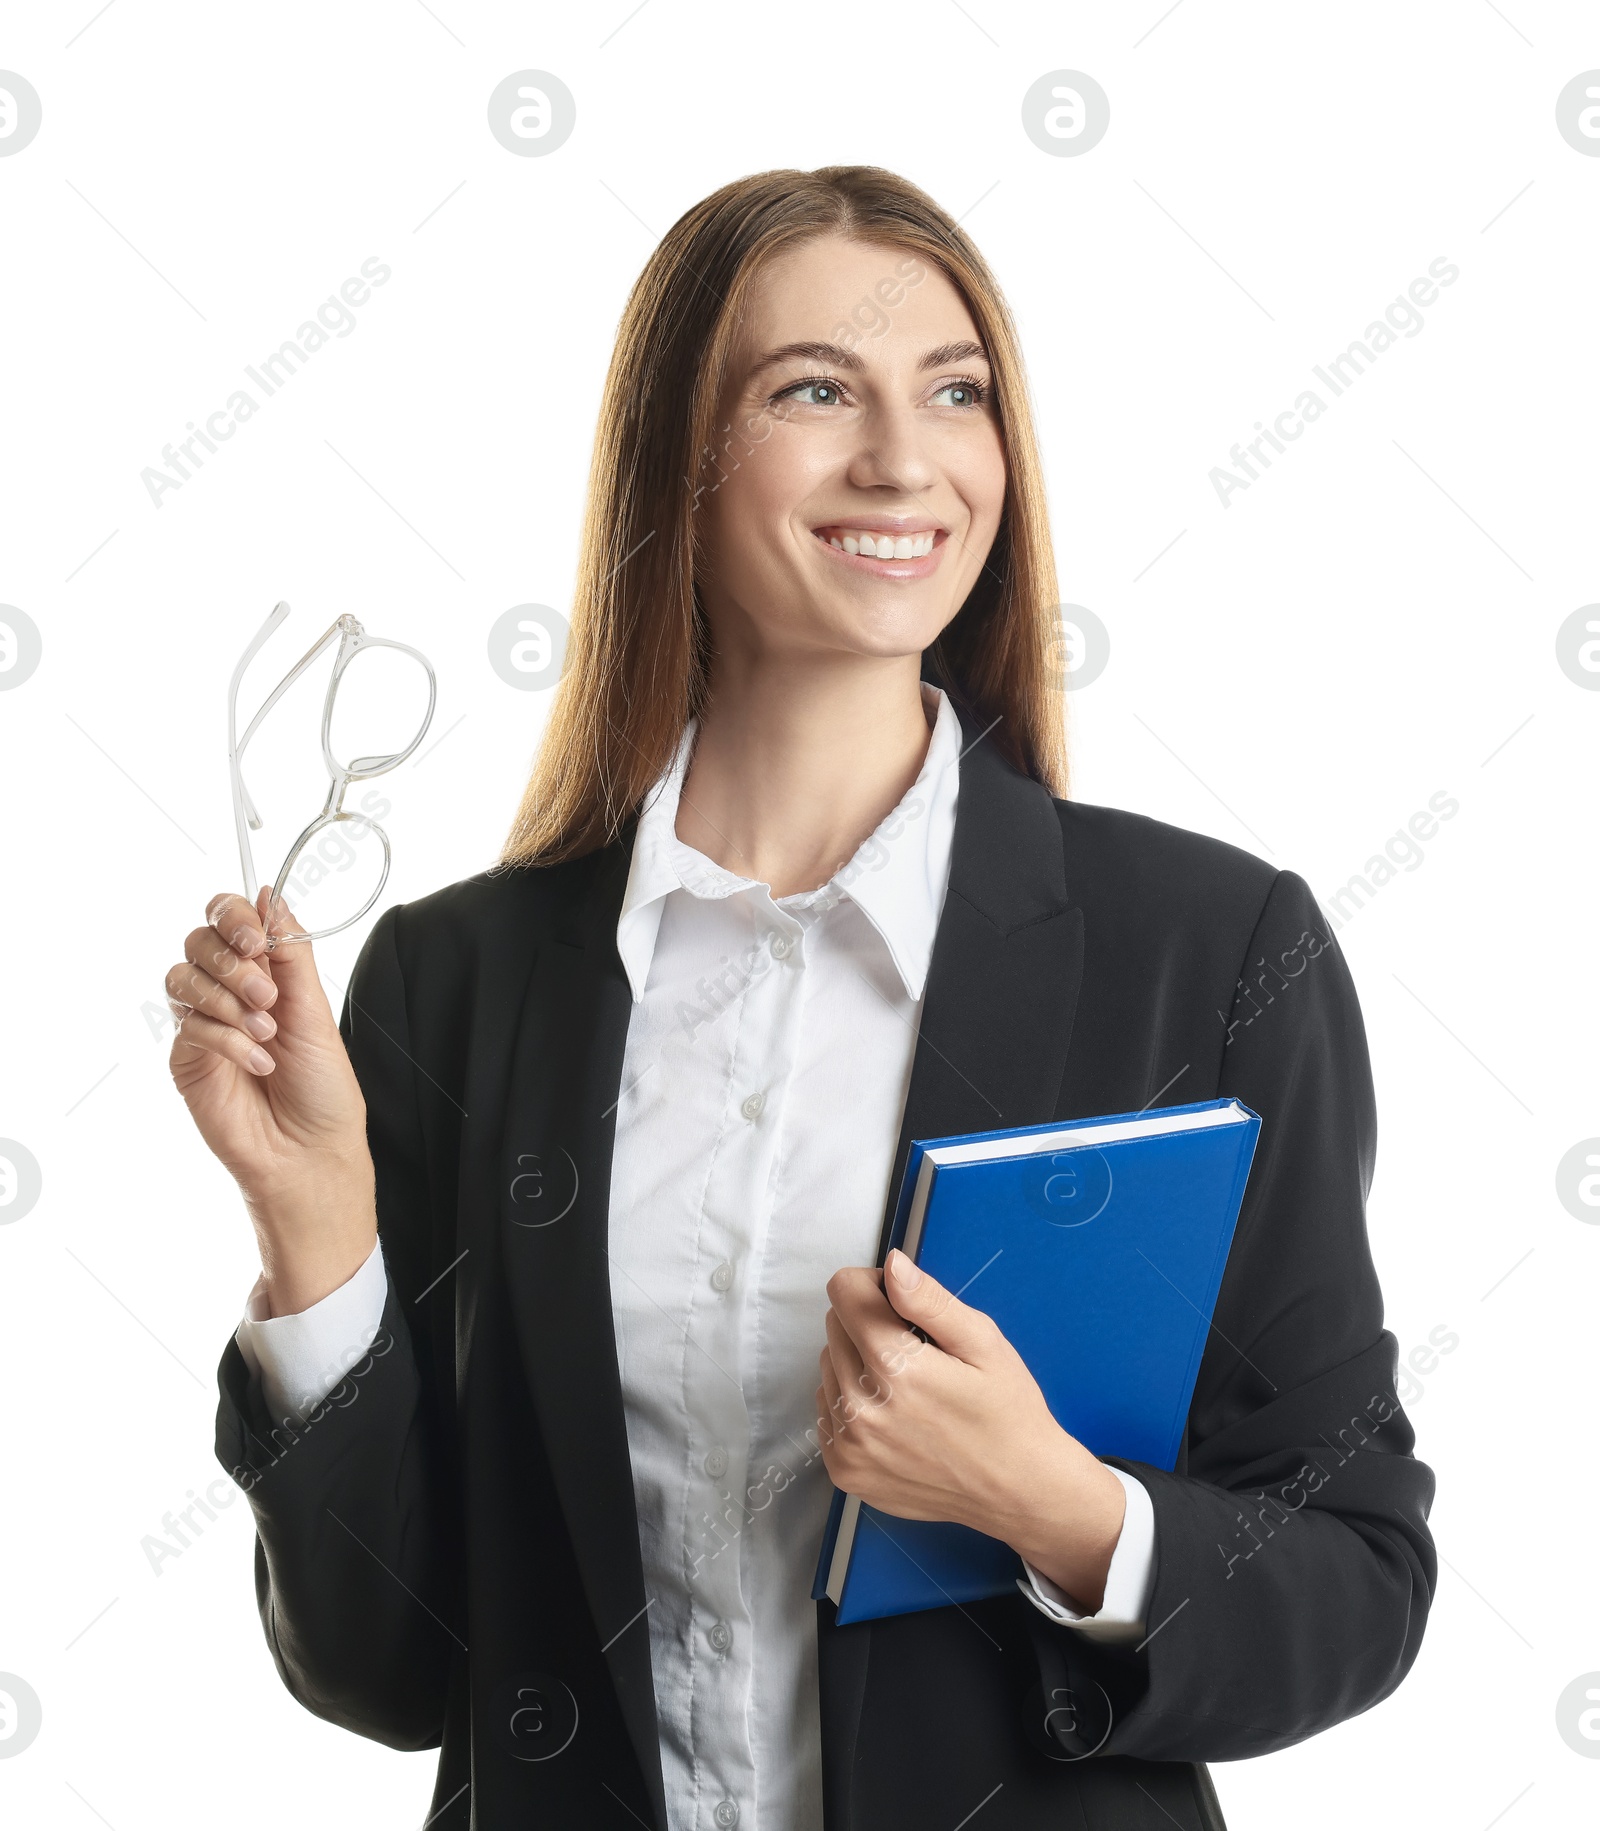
[[825, 707, 1085, 1823], [493, 834, 669, 1829], [873, 707, 1084, 1258]]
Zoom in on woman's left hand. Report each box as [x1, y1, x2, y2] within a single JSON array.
[[816, 1248, 1127, 1611]]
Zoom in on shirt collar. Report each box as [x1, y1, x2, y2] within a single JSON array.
[[616, 683, 962, 1005]]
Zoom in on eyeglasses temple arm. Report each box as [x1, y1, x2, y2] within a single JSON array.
[[228, 604, 344, 898], [229, 603, 293, 900], [236, 619, 347, 758]]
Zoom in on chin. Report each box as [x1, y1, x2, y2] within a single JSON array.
[[728, 563, 958, 662], [828, 599, 954, 661]]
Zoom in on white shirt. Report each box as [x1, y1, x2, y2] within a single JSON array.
[[236, 682, 1154, 1831]]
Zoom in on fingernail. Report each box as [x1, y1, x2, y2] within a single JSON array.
[[248, 1046, 275, 1074], [888, 1249, 921, 1289], [241, 975, 275, 1008], [243, 1010, 276, 1041], [232, 926, 260, 956]]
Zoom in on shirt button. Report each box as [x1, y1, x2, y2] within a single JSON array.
[[708, 1620, 733, 1654], [710, 1261, 734, 1292], [703, 1445, 728, 1479], [713, 1801, 740, 1829], [739, 1091, 765, 1122], [770, 934, 794, 960]]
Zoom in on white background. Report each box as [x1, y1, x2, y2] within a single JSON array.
[[1, 1, 1596, 1826]]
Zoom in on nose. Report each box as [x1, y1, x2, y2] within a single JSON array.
[[843, 395, 939, 498]]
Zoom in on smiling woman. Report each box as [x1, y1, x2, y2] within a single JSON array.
[[170, 164, 1434, 1831], [499, 167, 1064, 873]]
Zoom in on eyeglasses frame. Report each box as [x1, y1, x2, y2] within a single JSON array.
[[227, 600, 437, 949]]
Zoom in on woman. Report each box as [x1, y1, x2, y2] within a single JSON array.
[[168, 166, 1435, 1831]]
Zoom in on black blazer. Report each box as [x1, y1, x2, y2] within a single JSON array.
[[216, 703, 1436, 1831]]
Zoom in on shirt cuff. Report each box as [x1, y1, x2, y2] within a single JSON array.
[[1016, 1467, 1154, 1643], [234, 1237, 388, 1427]]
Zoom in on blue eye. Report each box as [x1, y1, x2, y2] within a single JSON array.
[[932, 378, 987, 407], [784, 378, 844, 406]]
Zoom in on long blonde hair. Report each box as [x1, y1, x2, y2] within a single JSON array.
[[499, 164, 1065, 868]]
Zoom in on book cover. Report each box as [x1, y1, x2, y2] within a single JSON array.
[[812, 1097, 1260, 1625]]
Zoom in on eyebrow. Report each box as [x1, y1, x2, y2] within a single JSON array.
[[747, 338, 992, 377], [918, 340, 991, 371]]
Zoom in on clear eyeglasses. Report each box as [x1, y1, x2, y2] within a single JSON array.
[[228, 601, 437, 950]]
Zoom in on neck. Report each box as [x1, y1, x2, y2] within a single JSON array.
[[676, 651, 936, 899]]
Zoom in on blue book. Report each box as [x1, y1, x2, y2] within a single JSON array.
[[812, 1097, 1261, 1625]]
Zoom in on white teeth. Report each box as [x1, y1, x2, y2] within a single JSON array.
[[822, 530, 937, 559]]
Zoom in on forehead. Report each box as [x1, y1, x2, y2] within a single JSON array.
[[730, 234, 983, 360]]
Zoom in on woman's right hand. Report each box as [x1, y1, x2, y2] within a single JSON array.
[[168, 888, 378, 1315]]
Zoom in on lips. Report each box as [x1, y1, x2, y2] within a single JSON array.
[[816, 528, 937, 559], [810, 522, 948, 576]]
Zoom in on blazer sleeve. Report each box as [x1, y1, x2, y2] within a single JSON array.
[[1077, 868, 1437, 1762], [213, 903, 453, 1751]]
